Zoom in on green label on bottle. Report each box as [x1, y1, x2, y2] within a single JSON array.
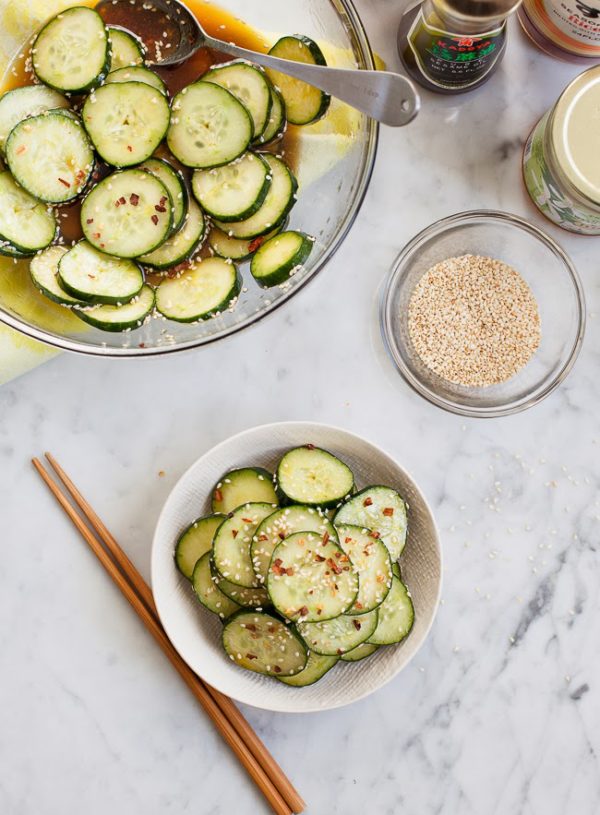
[[407, 10, 506, 89]]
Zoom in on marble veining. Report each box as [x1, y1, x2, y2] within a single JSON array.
[[1, 2, 600, 813]]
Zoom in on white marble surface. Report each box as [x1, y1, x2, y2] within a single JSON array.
[[2, 2, 600, 813]]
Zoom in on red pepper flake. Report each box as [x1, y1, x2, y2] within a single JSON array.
[[305, 443, 316, 450], [273, 665, 282, 673], [16, 145, 26, 155], [58, 177, 70, 188], [247, 236, 264, 253], [339, 554, 349, 562], [271, 558, 286, 576], [241, 517, 253, 523], [100, 243, 106, 248], [130, 193, 140, 206], [278, 531, 286, 540], [231, 529, 238, 538], [119, 196, 126, 205], [151, 214, 159, 225], [336, 648, 343, 655], [334, 551, 341, 558], [126, 144, 133, 152], [246, 653, 257, 660], [355, 601, 364, 610], [316, 606, 322, 614], [245, 624, 257, 632], [93, 232, 101, 239], [314, 553, 326, 562], [369, 531, 381, 539], [258, 534, 268, 542], [160, 196, 167, 206], [322, 531, 330, 545], [214, 488, 223, 502], [298, 606, 309, 617], [383, 507, 394, 516], [155, 204, 167, 213], [86, 218, 94, 224], [344, 536, 352, 544], [285, 567, 294, 577], [363, 497, 373, 507], [326, 557, 343, 575], [352, 619, 362, 631]]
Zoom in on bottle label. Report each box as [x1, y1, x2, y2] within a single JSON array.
[[525, 0, 600, 55], [407, 10, 506, 89], [523, 113, 600, 234]]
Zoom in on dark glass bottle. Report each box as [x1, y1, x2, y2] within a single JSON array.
[[398, 0, 522, 94]]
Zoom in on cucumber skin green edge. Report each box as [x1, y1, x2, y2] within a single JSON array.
[[73, 287, 155, 332], [221, 609, 309, 676], [193, 153, 272, 223], [268, 35, 331, 126], [203, 61, 273, 141], [155, 261, 242, 324], [277, 654, 339, 687], [139, 158, 189, 235], [275, 446, 355, 509], [33, 8, 111, 94], [210, 466, 276, 513], [250, 231, 313, 288], [174, 513, 226, 579]]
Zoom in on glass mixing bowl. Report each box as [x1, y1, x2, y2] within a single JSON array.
[[0, 0, 377, 356], [381, 211, 586, 418]]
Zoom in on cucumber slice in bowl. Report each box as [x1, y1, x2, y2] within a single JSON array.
[[250, 230, 313, 288], [105, 66, 167, 95], [367, 576, 414, 646], [337, 524, 393, 615], [83, 82, 170, 168], [29, 246, 82, 306], [81, 169, 173, 258], [168, 81, 253, 169], [208, 221, 285, 262], [155, 256, 241, 322], [58, 240, 143, 305], [251, 504, 338, 586], [0, 171, 56, 254], [0, 85, 69, 152], [193, 552, 240, 619], [212, 568, 270, 609], [267, 531, 358, 622], [341, 642, 379, 662], [33, 7, 110, 93], [213, 502, 277, 589], [334, 486, 408, 560], [278, 651, 338, 687], [203, 61, 272, 140], [139, 199, 205, 271], [175, 514, 225, 580], [222, 610, 308, 677], [214, 154, 297, 240], [276, 445, 354, 508], [192, 152, 271, 222], [108, 26, 145, 69], [297, 608, 378, 656], [211, 467, 278, 514], [6, 112, 94, 204], [138, 158, 187, 234], [266, 36, 330, 126], [73, 284, 155, 332], [256, 86, 286, 145]]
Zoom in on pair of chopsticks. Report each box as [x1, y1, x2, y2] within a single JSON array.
[[32, 453, 304, 815]]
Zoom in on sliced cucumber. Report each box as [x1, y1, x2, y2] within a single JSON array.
[[341, 642, 379, 662], [276, 445, 354, 508], [108, 26, 145, 70], [214, 155, 297, 240], [212, 502, 276, 589], [267, 36, 330, 126], [392, 562, 402, 580], [192, 552, 240, 619], [74, 284, 155, 332], [334, 486, 408, 561], [0, 171, 56, 254], [267, 531, 358, 623], [168, 81, 253, 169], [208, 221, 285, 262], [222, 610, 307, 676], [33, 7, 110, 93], [81, 169, 173, 258], [175, 514, 225, 580], [251, 505, 338, 586], [278, 651, 338, 686], [250, 230, 313, 288], [138, 157, 187, 234], [257, 86, 286, 145], [58, 240, 143, 305], [155, 256, 241, 322], [367, 576, 414, 646], [0, 85, 69, 152], [192, 152, 271, 222], [139, 199, 205, 270], [29, 246, 82, 306], [297, 608, 378, 656], [204, 61, 272, 139], [337, 524, 393, 615], [105, 66, 167, 95], [212, 467, 278, 514], [6, 112, 94, 204], [213, 568, 271, 609], [83, 82, 170, 168]]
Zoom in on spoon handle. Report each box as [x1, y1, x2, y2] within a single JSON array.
[[203, 37, 420, 127]]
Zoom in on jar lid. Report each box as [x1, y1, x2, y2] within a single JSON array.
[[551, 66, 600, 206]]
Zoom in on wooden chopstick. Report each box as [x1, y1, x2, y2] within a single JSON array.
[[32, 456, 304, 815], [42, 452, 305, 814]]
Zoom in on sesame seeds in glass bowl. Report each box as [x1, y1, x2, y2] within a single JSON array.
[[381, 211, 586, 418]]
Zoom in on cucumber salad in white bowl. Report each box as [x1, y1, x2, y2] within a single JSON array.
[[152, 422, 442, 712]]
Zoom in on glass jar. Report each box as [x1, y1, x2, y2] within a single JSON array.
[[523, 66, 600, 234], [397, 0, 523, 94], [518, 0, 600, 62]]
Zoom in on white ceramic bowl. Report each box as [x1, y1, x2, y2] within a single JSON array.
[[151, 422, 442, 712]]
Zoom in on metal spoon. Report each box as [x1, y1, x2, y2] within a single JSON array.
[[96, 0, 420, 126]]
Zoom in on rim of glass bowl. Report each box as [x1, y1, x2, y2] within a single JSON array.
[[0, 0, 378, 358], [380, 209, 586, 419]]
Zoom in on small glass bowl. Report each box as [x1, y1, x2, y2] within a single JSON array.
[[380, 211, 586, 418]]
